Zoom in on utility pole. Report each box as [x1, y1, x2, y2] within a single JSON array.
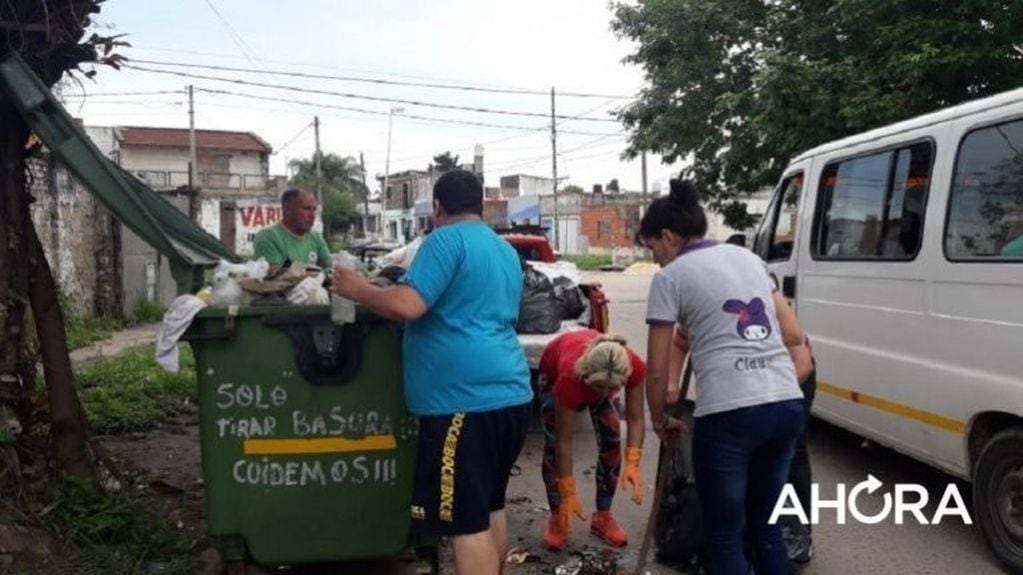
[[382, 107, 404, 241], [641, 151, 648, 197], [313, 116, 322, 202], [360, 152, 370, 238], [550, 87, 559, 253], [187, 84, 199, 222]]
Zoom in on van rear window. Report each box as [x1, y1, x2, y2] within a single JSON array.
[[946, 120, 1023, 260], [814, 142, 932, 259]]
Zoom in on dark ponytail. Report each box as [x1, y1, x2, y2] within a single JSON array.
[[637, 177, 708, 242]]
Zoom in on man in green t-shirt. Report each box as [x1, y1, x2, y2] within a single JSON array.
[[253, 188, 331, 269]]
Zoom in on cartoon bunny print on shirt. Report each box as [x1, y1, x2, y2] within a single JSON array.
[[722, 297, 772, 341]]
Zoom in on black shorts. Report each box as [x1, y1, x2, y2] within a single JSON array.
[[411, 402, 531, 536]]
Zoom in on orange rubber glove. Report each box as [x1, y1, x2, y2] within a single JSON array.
[[621, 447, 643, 504], [556, 476, 586, 533]]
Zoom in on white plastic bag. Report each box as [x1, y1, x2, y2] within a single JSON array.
[[286, 274, 329, 306], [330, 252, 362, 323], [210, 269, 242, 306], [214, 258, 269, 282]]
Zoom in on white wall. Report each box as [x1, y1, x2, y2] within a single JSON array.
[[228, 152, 263, 175], [84, 126, 118, 158], [118, 146, 192, 172], [705, 191, 773, 241]]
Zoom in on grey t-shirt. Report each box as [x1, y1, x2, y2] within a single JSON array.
[[646, 241, 802, 417]]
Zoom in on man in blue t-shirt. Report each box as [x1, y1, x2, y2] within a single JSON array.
[[332, 169, 532, 574]]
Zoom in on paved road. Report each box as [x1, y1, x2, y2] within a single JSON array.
[[501, 271, 1003, 574]]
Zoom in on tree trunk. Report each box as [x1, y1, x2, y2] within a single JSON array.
[[26, 210, 95, 480], [0, 101, 33, 484]]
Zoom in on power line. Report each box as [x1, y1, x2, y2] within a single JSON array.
[[59, 90, 185, 97], [123, 65, 622, 123], [202, 0, 307, 117], [128, 58, 637, 100], [192, 87, 622, 136], [274, 120, 314, 155], [131, 44, 562, 92]]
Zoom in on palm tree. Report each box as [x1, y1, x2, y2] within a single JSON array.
[[288, 153, 368, 199]]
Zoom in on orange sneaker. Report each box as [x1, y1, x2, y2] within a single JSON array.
[[590, 510, 628, 547], [542, 515, 567, 551]]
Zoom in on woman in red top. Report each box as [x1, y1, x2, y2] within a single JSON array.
[[537, 329, 646, 550]]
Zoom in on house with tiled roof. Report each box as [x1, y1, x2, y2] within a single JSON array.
[[111, 126, 276, 194], [83, 125, 292, 316]]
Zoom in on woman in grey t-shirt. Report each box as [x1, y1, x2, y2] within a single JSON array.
[[640, 178, 812, 575]]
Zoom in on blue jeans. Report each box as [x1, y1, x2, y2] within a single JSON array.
[[693, 399, 805, 575]]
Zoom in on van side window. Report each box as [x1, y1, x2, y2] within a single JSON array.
[[754, 173, 804, 262], [771, 175, 803, 261], [946, 120, 1023, 260], [815, 142, 931, 259]]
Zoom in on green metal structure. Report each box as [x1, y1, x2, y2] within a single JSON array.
[[0, 53, 240, 295], [0, 53, 427, 569], [183, 306, 417, 565]]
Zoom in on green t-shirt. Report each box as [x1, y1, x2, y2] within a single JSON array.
[[1001, 235, 1023, 257], [253, 223, 331, 268]]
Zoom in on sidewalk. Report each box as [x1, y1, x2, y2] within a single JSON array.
[[69, 323, 161, 369]]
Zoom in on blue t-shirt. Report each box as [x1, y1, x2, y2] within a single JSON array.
[[399, 220, 532, 415]]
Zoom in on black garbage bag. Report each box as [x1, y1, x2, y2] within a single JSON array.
[[517, 267, 562, 334], [655, 403, 704, 567], [552, 276, 585, 320]]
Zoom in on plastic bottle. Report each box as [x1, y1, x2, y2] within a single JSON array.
[[330, 251, 362, 324]]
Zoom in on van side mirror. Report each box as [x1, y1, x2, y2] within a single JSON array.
[[726, 233, 747, 247]]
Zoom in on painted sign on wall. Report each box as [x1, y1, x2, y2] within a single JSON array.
[[235, 200, 283, 256]]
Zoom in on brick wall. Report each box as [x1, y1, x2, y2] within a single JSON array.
[[27, 155, 121, 318], [581, 204, 641, 249]]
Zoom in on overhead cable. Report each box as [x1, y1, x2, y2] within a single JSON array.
[[192, 87, 623, 136], [123, 65, 621, 123], [129, 58, 637, 100]]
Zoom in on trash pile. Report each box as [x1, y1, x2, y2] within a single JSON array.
[[517, 261, 589, 336], [156, 256, 351, 373], [553, 548, 620, 575], [205, 258, 329, 307]]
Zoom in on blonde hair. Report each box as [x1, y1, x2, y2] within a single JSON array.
[[574, 334, 632, 392]]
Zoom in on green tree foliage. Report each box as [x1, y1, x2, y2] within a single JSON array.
[[288, 153, 365, 235], [562, 184, 585, 194], [612, 0, 1023, 227], [431, 151, 460, 172]]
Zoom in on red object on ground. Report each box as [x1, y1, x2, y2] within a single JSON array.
[[591, 510, 629, 547], [542, 515, 568, 551]]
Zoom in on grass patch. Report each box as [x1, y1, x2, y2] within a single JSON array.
[[65, 314, 123, 351], [561, 253, 613, 270], [128, 298, 167, 326], [52, 479, 193, 575], [76, 345, 196, 435], [58, 289, 125, 351]]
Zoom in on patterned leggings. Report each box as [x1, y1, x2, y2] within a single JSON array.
[[540, 390, 623, 512]]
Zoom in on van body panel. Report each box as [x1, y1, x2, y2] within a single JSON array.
[[757, 93, 1023, 486]]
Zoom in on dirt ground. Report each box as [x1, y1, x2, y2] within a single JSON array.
[[93, 417, 668, 575]]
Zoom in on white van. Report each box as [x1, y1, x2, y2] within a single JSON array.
[[751, 89, 1023, 570]]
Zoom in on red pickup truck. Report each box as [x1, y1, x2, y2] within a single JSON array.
[[502, 233, 609, 333]]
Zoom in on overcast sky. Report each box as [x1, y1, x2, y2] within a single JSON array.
[[63, 0, 676, 194]]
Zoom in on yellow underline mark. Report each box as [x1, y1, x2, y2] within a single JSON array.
[[243, 435, 397, 455], [817, 380, 965, 434]]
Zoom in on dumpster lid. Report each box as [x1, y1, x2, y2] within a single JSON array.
[[0, 53, 241, 292]]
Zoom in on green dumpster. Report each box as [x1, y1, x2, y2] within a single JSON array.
[[183, 305, 419, 567]]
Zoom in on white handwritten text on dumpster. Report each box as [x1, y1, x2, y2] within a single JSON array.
[[231, 456, 399, 487]]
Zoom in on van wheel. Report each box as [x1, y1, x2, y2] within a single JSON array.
[[974, 428, 1023, 572]]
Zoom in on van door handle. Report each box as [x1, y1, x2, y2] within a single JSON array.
[[782, 276, 797, 299]]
